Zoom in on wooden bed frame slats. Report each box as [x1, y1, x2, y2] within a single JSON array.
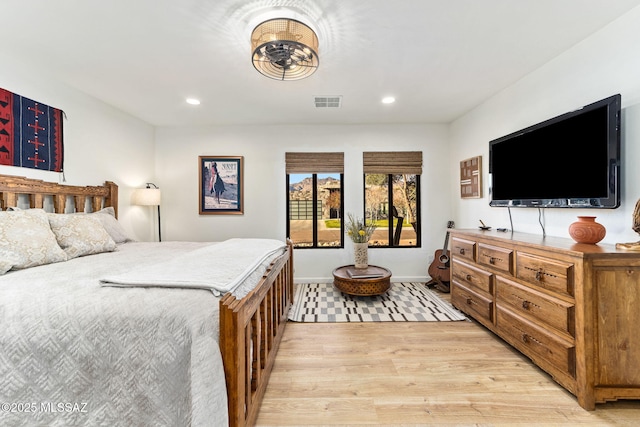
[[220, 240, 294, 427], [0, 174, 118, 217]]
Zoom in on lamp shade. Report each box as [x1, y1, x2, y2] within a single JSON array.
[[132, 188, 161, 206]]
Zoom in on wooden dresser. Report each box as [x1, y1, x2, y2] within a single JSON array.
[[449, 229, 640, 410]]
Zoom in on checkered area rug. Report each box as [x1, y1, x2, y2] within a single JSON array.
[[288, 282, 467, 322]]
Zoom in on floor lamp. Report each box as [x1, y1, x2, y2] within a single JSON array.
[[132, 183, 162, 242]]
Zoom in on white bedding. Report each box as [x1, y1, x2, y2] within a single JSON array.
[[0, 240, 283, 427], [100, 238, 286, 296]]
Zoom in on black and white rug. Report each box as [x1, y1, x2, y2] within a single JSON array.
[[288, 282, 467, 322]]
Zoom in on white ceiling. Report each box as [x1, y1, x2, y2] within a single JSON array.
[[4, 0, 640, 127]]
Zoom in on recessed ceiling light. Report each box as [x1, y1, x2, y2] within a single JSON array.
[[186, 98, 201, 105], [381, 96, 396, 104]]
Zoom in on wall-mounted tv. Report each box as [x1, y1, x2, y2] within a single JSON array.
[[489, 94, 621, 209]]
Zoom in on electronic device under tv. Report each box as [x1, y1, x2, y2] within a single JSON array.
[[489, 94, 621, 209]]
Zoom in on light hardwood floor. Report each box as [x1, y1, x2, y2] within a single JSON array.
[[256, 292, 640, 426]]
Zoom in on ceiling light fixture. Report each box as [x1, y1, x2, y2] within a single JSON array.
[[186, 98, 201, 105], [382, 96, 396, 104], [251, 18, 319, 81]]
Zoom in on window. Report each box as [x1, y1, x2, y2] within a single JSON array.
[[363, 151, 422, 248], [286, 152, 344, 248]]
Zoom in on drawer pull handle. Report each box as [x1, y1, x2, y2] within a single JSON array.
[[522, 333, 530, 344], [466, 274, 472, 281], [459, 248, 466, 255], [535, 270, 543, 281], [522, 300, 531, 310], [489, 257, 496, 265], [465, 297, 473, 306]]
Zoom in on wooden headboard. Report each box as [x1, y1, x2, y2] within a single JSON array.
[[0, 174, 118, 217]]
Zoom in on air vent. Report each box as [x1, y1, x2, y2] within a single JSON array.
[[314, 96, 342, 108]]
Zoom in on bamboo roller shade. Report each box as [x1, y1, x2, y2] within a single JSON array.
[[363, 151, 422, 174], [285, 152, 344, 173]]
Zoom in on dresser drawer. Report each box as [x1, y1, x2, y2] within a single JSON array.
[[496, 276, 575, 337], [477, 243, 514, 275], [451, 281, 493, 325], [497, 306, 575, 378], [452, 259, 493, 294], [516, 253, 574, 297], [451, 237, 476, 262]]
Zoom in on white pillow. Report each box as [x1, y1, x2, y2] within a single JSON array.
[[48, 214, 117, 259], [87, 207, 134, 243], [0, 209, 68, 275]]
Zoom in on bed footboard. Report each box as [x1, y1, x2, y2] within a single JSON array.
[[219, 239, 294, 427]]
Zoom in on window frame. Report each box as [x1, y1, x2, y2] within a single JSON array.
[[362, 151, 422, 249], [286, 172, 344, 249], [363, 172, 421, 249]]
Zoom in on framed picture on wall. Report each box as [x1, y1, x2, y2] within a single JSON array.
[[199, 155, 244, 214], [460, 155, 482, 199]]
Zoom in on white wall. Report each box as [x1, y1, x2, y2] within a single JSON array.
[[10, 4, 640, 279], [450, 6, 640, 246], [0, 56, 156, 240], [154, 124, 450, 282]]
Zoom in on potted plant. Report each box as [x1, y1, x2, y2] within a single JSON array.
[[346, 213, 376, 268]]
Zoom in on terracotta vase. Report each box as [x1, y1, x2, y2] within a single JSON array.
[[568, 216, 606, 244], [353, 242, 369, 269]]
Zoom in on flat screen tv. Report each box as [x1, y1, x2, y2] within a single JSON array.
[[489, 94, 621, 208]]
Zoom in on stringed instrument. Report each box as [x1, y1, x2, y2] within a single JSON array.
[[428, 221, 455, 285]]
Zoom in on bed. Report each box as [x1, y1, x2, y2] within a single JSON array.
[[0, 174, 293, 427]]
